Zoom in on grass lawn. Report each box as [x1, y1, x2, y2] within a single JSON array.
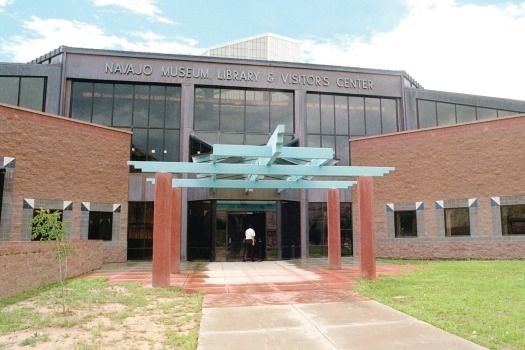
[[0, 278, 203, 349], [354, 260, 525, 350]]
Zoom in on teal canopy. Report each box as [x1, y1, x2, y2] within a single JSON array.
[[128, 125, 393, 191]]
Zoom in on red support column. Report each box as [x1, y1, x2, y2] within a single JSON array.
[[170, 187, 181, 274], [152, 172, 172, 287], [327, 188, 341, 270], [358, 176, 376, 279]]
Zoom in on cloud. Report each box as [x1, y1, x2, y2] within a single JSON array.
[[301, 0, 525, 100], [92, 0, 174, 24], [0, 16, 202, 62], [0, 0, 14, 11]]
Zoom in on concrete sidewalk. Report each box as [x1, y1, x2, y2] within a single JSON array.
[[86, 259, 487, 349], [198, 301, 486, 350]]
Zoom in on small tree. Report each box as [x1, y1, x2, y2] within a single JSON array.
[[31, 208, 76, 314]]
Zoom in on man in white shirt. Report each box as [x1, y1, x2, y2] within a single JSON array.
[[244, 224, 256, 262]]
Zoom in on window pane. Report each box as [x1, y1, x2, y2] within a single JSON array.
[[245, 133, 269, 145], [445, 208, 470, 236], [395, 211, 417, 237], [70, 81, 93, 122], [131, 128, 148, 161], [113, 84, 133, 127], [270, 91, 293, 132], [476, 107, 497, 120], [320, 94, 335, 134], [220, 132, 244, 145], [165, 86, 181, 129], [501, 205, 525, 235], [164, 129, 180, 161], [349, 96, 365, 136], [417, 100, 437, 128], [220, 89, 245, 132], [437, 102, 456, 126], [246, 90, 269, 133], [149, 85, 166, 128], [336, 135, 349, 165], [0, 77, 19, 105], [321, 135, 335, 150], [456, 105, 476, 124], [306, 93, 320, 133], [194, 87, 220, 131], [307, 134, 320, 147], [92, 83, 113, 126], [19, 77, 45, 111], [88, 211, 113, 241], [365, 98, 381, 136], [148, 129, 164, 161], [133, 85, 149, 127], [334, 96, 348, 136], [381, 98, 397, 134]]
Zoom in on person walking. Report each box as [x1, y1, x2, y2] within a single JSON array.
[[243, 224, 256, 262]]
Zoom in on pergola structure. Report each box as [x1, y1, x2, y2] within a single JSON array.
[[129, 125, 393, 287]]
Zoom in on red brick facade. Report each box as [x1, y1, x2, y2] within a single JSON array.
[[351, 114, 525, 259], [0, 240, 103, 300], [0, 104, 131, 264]]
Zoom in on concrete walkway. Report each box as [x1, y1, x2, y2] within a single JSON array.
[[86, 258, 487, 350]]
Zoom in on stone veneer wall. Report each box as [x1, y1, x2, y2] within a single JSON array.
[[0, 240, 103, 300], [351, 114, 525, 259], [0, 103, 131, 262]]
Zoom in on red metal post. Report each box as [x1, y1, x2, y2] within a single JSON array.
[[152, 172, 172, 287], [328, 188, 341, 269], [358, 176, 376, 279]]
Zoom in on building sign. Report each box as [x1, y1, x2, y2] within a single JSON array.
[[66, 54, 401, 97]]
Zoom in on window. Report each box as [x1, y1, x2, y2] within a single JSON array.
[[193, 87, 294, 148], [31, 209, 63, 241], [501, 205, 525, 235], [0, 76, 46, 111], [88, 211, 113, 241], [70, 81, 181, 162], [306, 93, 398, 165], [444, 208, 470, 236], [395, 210, 417, 237]]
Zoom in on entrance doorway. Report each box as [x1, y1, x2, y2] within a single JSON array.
[[216, 212, 266, 261]]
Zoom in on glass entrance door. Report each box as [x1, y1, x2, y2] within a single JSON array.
[[215, 211, 266, 261]]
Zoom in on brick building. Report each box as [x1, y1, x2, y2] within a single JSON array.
[[351, 114, 525, 259], [0, 104, 131, 262]]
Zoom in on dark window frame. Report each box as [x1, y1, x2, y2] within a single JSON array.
[[394, 210, 417, 237], [444, 207, 471, 237], [500, 204, 525, 236]]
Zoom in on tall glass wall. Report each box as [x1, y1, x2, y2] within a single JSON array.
[[0, 76, 46, 112], [307, 94, 398, 165], [194, 87, 294, 148], [417, 99, 520, 129], [70, 81, 181, 161]]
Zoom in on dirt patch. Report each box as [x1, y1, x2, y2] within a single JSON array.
[[0, 278, 203, 349]]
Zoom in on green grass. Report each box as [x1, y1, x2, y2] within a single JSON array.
[[0, 277, 204, 349], [354, 260, 525, 350]]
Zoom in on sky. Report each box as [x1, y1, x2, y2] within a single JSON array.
[[1, 0, 525, 100]]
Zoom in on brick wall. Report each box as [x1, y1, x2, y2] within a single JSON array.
[[351, 114, 525, 259], [0, 240, 103, 300], [0, 104, 131, 262]]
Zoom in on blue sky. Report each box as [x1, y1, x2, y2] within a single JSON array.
[[1, 0, 525, 100]]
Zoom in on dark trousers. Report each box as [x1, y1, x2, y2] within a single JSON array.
[[244, 239, 254, 261]]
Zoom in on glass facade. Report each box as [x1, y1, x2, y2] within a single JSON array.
[[70, 81, 181, 161], [417, 99, 519, 129], [193, 87, 294, 148], [307, 94, 398, 165], [308, 203, 352, 257], [0, 76, 46, 111]]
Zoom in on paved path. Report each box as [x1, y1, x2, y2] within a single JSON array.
[[86, 258, 487, 350]]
